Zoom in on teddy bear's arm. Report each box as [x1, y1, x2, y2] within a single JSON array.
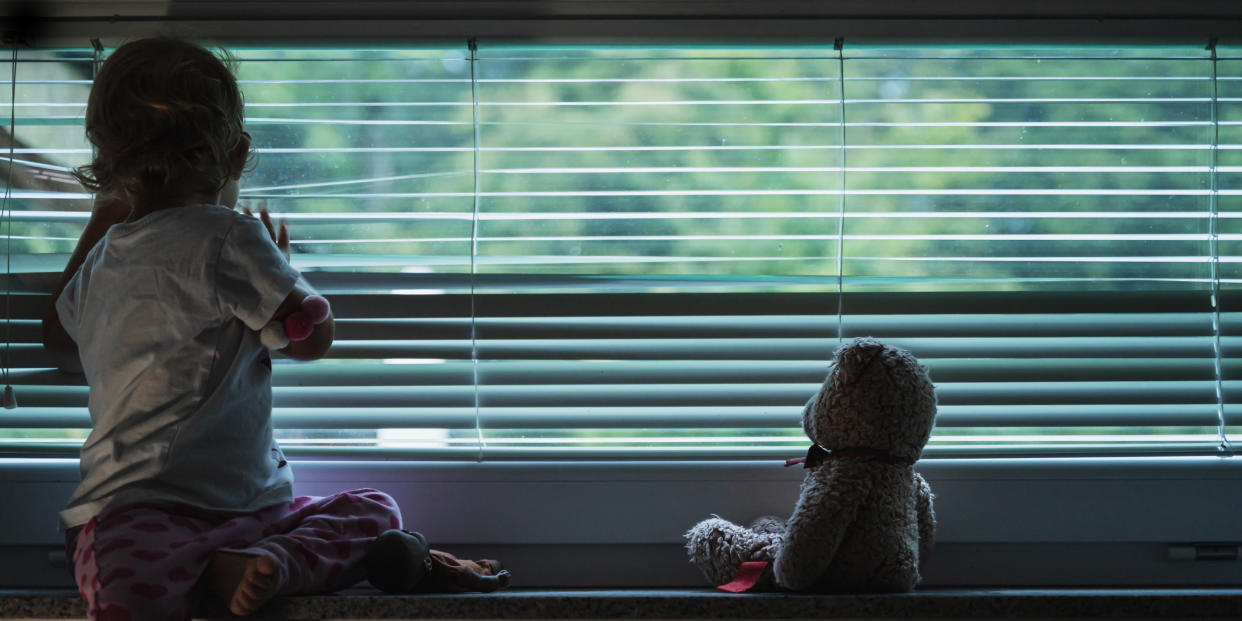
[[773, 470, 870, 591], [914, 472, 936, 565]]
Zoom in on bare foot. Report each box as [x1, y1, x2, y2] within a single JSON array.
[[205, 551, 283, 616]]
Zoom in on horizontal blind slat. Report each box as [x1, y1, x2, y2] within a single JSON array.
[[470, 338, 1217, 360], [477, 359, 1223, 384], [2, 442, 1227, 461], [275, 444, 1227, 461], [2, 288, 1219, 320], [7, 313, 1228, 343], [8, 381, 1230, 410], [1, 403, 1222, 430]]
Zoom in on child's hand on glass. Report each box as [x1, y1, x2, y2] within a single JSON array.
[[243, 207, 290, 261]]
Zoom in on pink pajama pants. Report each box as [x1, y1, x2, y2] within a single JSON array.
[[66, 488, 402, 621]]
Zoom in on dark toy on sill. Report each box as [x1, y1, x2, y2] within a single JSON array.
[[364, 529, 511, 593]]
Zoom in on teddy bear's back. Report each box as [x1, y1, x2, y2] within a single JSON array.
[[802, 461, 924, 593]]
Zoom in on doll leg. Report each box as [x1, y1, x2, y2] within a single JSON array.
[[214, 488, 402, 602], [684, 517, 782, 587]]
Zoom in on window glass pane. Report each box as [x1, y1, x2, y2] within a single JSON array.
[[227, 48, 480, 457], [473, 48, 841, 457], [4, 49, 94, 271], [2, 44, 1233, 460], [1216, 47, 1241, 448], [843, 47, 1220, 455], [0, 49, 93, 454]]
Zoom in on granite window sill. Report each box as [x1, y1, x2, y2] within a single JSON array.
[[3, 587, 1242, 620]]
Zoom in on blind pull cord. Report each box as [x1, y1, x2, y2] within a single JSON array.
[[1, 43, 18, 410], [1208, 38, 1229, 453], [834, 37, 846, 345], [468, 37, 484, 462]]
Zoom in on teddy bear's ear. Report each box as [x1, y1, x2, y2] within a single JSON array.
[[833, 336, 886, 384]]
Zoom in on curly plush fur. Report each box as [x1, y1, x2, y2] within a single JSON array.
[[684, 516, 783, 589], [685, 337, 938, 593]]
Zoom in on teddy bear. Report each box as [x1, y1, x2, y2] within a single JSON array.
[[684, 336, 938, 593]]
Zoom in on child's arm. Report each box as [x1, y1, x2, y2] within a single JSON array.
[[40, 196, 131, 374], [242, 208, 334, 361]]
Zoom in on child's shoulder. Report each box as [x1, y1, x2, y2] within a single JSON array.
[[132, 204, 249, 235], [106, 205, 251, 258], [180, 204, 248, 226]]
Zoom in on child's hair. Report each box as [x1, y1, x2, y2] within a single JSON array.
[[74, 38, 250, 201]]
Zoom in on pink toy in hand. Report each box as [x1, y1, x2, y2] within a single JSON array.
[[261, 294, 331, 349]]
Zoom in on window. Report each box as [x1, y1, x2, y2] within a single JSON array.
[[4, 44, 1238, 459]]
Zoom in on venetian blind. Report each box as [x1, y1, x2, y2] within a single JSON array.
[[1, 44, 1237, 460]]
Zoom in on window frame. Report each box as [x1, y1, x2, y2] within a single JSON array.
[[29, 1, 1242, 47], [3, 3, 1242, 589]]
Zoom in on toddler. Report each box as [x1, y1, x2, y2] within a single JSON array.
[[40, 37, 404, 619]]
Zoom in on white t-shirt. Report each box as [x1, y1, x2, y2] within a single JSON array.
[[56, 204, 301, 528]]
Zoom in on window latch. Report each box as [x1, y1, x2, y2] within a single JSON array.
[[1167, 544, 1241, 561]]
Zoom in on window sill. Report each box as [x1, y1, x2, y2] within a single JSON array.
[[5, 457, 1242, 588], [4, 587, 1242, 620]]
